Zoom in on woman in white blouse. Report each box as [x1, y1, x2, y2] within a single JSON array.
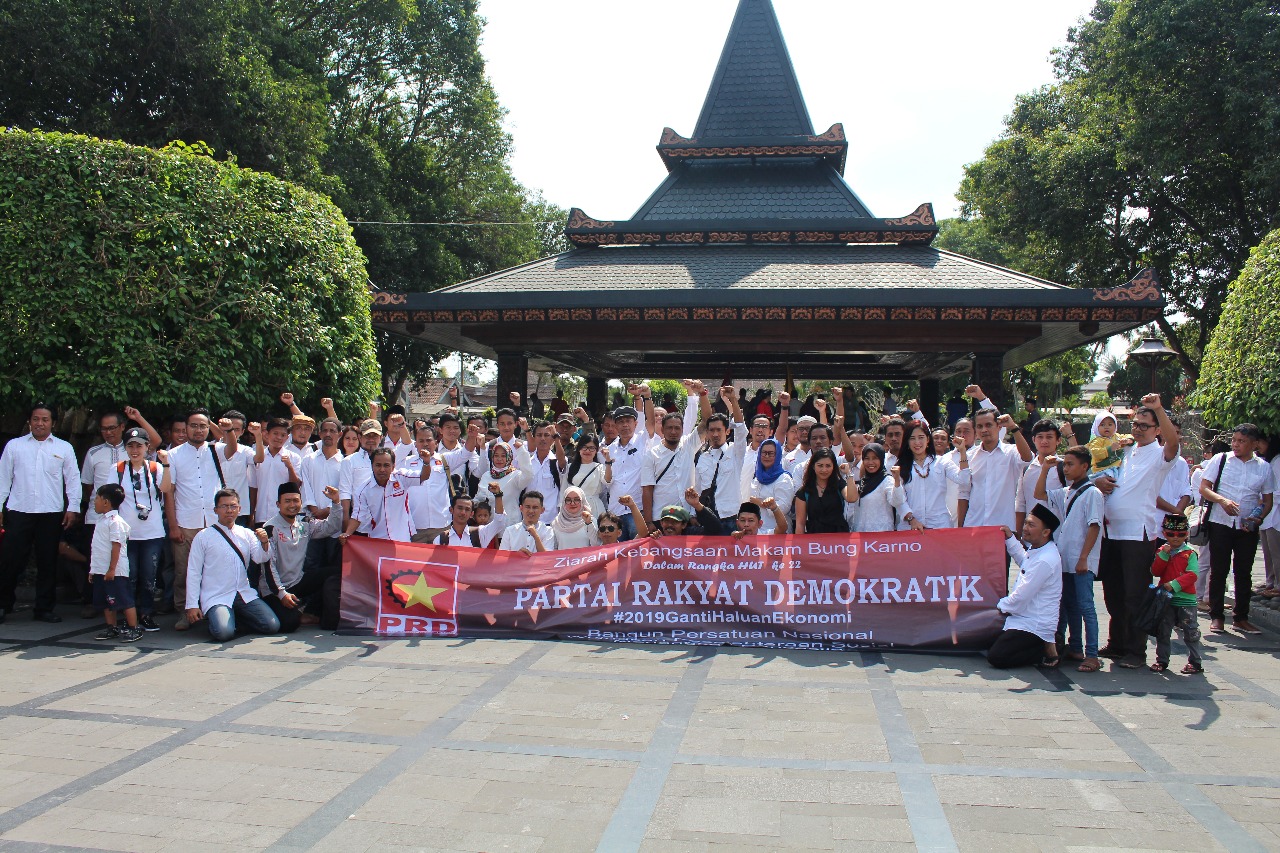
[[549, 486, 601, 550], [845, 443, 899, 533], [564, 434, 610, 518], [896, 421, 970, 530], [476, 442, 531, 527], [747, 438, 794, 533]]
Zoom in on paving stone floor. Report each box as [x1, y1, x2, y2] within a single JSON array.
[[1, 579, 1279, 852]]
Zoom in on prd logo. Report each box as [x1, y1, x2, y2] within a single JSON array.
[[377, 557, 459, 636]]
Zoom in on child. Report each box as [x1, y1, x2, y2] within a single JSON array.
[[1150, 513, 1203, 674], [1086, 412, 1133, 484], [90, 484, 142, 642]]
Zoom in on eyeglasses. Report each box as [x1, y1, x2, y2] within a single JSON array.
[[597, 526, 618, 533], [1131, 421, 1156, 431]]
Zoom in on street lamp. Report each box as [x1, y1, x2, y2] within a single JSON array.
[[1127, 337, 1177, 394]]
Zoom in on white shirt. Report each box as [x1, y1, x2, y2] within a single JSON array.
[[749, 473, 796, 534], [117, 460, 166, 540], [0, 433, 79, 514], [527, 450, 561, 524], [216, 442, 257, 518], [499, 520, 556, 552], [89, 510, 130, 576], [1046, 481, 1105, 573], [897, 455, 970, 529], [397, 452, 450, 530], [166, 441, 225, 528], [254, 447, 303, 523], [960, 441, 1025, 530], [1264, 457, 1280, 531], [848, 479, 899, 533], [943, 444, 976, 523], [338, 448, 373, 502], [694, 423, 748, 519], [436, 441, 479, 491], [1000, 538, 1063, 642], [642, 398, 701, 517], [301, 449, 344, 514], [352, 477, 417, 541], [566, 462, 609, 518], [1200, 452, 1277, 531], [606, 424, 650, 516], [1104, 441, 1175, 541], [783, 445, 811, 481], [185, 522, 268, 610], [1016, 458, 1065, 517], [81, 442, 125, 523], [440, 515, 506, 548], [1148, 455, 1192, 539]]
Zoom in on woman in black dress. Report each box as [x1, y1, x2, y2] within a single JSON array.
[[794, 448, 853, 534]]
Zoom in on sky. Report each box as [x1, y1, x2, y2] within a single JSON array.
[[468, 0, 1127, 381], [476, 0, 1096, 220]]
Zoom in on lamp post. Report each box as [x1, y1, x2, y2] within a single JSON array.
[[1127, 337, 1177, 394]]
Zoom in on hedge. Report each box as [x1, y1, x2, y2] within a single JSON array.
[[0, 130, 380, 418]]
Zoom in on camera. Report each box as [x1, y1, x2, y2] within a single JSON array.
[[135, 505, 150, 521]]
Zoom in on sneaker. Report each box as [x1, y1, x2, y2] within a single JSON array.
[[94, 625, 120, 641], [138, 615, 160, 632], [119, 626, 143, 643], [173, 617, 191, 631]]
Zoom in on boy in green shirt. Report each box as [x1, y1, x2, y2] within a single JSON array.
[[1150, 514, 1203, 674]]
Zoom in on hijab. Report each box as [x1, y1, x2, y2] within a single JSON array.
[[858, 443, 889, 498], [1091, 412, 1117, 440], [551, 486, 589, 535], [754, 438, 786, 486], [488, 444, 514, 479]]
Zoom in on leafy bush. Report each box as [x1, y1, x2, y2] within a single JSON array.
[[1193, 229, 1280, 435], [0, 129, 379, 418]]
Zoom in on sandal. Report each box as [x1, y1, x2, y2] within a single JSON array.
[[1065, 651, 1086, 661], [1039, 656, 1060, 668], [1077, 658, 1102, 673], [1181, 662, 1205, 675], [1149, 662, 1169, 673]]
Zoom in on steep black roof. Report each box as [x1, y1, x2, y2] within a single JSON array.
[[692, 0, 814, 139]]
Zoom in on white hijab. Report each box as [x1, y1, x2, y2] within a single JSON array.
[[551, 486, 589, 535], [1091, 411, 1117, 440]]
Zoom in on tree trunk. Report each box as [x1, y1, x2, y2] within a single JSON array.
[[1155, 314, 1199, 384]]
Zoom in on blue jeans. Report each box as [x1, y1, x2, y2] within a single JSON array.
[[618, 512, 637, 542], [1057, 570, 1099, 658], [127, 538, 164, 616], [205, 596, 280, 642]]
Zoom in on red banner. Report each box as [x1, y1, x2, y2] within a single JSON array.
[[339, 528, 1009, 652]]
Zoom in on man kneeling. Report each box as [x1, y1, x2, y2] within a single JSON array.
[[185, 488, 279, 642], [255, 482, 345, 632], [988, 504, 1063, 669]]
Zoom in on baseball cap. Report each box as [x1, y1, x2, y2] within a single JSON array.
[[359, 418, 383, 435], [659, 505, 691, 523], [555, 413, 575, 425], [612, 406, 639, 420], [123, 427, 148, 445]]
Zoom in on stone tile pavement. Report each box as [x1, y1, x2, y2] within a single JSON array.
[[1, 582, 1279, 852]]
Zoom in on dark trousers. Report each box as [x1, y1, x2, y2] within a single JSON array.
[[0, 511, 62, 614], [1206, 520, 1260, 621], [302, 537, 341, 612], [1099, 536, 1158, 661], [987, 629, 1044, 669], [263, 558, 341, 633]]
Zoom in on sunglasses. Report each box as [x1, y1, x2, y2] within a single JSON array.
[[597, 526, 618, 533]]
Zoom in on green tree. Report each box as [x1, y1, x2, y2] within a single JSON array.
[[0, 130, 380, 417], [1191, 228, 1280, 435], [955, 0, 1280, 379]]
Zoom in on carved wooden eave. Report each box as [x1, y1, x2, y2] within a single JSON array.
[[657, 123, 849, 173]]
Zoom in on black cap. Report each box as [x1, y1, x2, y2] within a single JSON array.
[[123, 427, 148, 445], [278, 482, 302, 499], [1030, 504, 1061, 533], [612, 406, 639, 420]]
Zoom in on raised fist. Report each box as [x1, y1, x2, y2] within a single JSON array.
[[280, 392, 294, 406], [218, 418, 233, 431], [1043, 455, 1061, 465], [487, 482, 501, 494], [255, 528, 270, 545], [839, 462, 852, 476], [1141, 392, 1162, 409], [951, 435, 966, 452], [247, 421, 262, 437], [778, 391, 790, 406], [684, 486, 700, 506], [997, 413, 1017, 430], [320, 397, 334, 410], [599, 446, 611, 462], [123, 405, 141, 421], [619, 494, 636, 508], [814, 397, 827, 411], [965, 385, 984, 400], [906, 399, 920, 413], [719, 386, 735, 402], [761, 496, 777, 511], [449, 386, 459, 400], [322, 485, 340, 502], [509, 391, 521, 404], [574, 406, 588, 421]]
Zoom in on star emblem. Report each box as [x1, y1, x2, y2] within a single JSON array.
[[392, 572, 446, 612]]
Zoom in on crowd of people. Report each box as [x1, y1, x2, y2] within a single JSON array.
[[0, 382, 1276, 672]]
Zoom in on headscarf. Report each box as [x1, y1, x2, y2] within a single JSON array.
[[488, 444, 514, 480], [1091, 412, 1117, 440], [858, 443, 888, 498], [754, 438, 786, 486], [551, 486, 589, 535]]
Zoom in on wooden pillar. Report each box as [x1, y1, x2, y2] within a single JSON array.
[[918, 378, 940, 429], [971, 352, 1006, 413], [586, 376, 608, 421], [496, 352, 528, 413]]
